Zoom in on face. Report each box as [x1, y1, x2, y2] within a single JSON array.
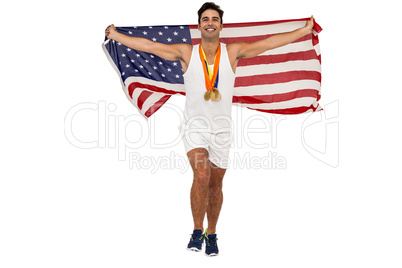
[[198, 9, 223, 39]]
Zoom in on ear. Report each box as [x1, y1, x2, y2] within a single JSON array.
[[198, 23, 201, 31]]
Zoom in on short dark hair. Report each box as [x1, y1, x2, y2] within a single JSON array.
[[198, 2, 224, 25]]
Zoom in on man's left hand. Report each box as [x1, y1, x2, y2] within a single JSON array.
[[305, 16, 314, 34]]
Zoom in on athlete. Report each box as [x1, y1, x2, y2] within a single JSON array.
[[105, 2, 314, 257]]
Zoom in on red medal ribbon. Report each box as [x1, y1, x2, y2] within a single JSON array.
[[199, 44, 221, 92]]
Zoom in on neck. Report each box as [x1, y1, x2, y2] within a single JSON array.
[[200, 39, 220, 62]]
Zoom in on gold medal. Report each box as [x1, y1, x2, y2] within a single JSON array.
[[212, 88, 221, 102], [210, 90, 216, 101], [204, 91, 211, 101]]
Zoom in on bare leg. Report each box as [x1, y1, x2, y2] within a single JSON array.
[[187, 148, 210, 232], [206, 161, 226, 235]]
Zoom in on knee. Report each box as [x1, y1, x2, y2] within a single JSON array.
[[194, 170, 210, 187], [209, 181, 223, 197]]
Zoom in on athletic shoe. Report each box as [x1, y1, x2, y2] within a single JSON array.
[[205, 230, 219, 257], [187, 229, 204, 252]]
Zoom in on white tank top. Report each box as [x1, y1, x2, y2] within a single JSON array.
[[183, 43, 236, 133]]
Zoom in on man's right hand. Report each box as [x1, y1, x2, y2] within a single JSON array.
[[102, 24, 192, 70], [105, 24, 117, 39]]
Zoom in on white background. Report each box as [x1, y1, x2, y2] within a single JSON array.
[[1, 0, 401, 267]]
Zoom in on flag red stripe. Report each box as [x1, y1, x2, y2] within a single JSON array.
[[312, 19, 323, 33], [250, 104, 320, 115], [233, 89, 319, 104], [234, 71, 321, 87], [137, 90, 153, 110], [128, 84, 135, 98], [128, 82, 185, 96], [237, 49, 318, 67], [312, 34, 319, 47], [144, 95, 171, 118]]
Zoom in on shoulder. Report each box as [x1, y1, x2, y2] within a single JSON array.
[[176, 43, 193, 53], [173, 44, 193, 71], [226, 42, 244, 60], [173, 43, 193, 59]]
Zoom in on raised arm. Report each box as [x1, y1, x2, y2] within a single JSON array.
[[105, 24, 191, 63], [228, 16, 315, 60]]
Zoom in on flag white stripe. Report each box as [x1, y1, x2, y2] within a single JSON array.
[[235, 97, 320, 110], [128, 85, 169, 117], [129, 87, 148, 117], [233, 80, 321, 96], [257, 40, 313, 56], [196, 39, 313, 56], [223, 21, 307, 37], [314, 44, 321, 56], [141, 91, 168, 114], [130, 85, 146, 103], [235, 59, 320, 77], [189, 21, 306, 39]]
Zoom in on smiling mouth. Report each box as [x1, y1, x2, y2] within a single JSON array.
[[206, 28, 216, 32]]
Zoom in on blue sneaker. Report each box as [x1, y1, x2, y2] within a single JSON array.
[[187, 229, 204, 252], [205, 230, 219, 257]]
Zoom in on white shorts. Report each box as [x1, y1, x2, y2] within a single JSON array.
[[182, 129, 232, 169]]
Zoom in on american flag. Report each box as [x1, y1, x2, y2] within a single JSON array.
[[102, 18, 323, 118]]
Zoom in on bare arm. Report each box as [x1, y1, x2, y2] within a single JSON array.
[[229, 16, 315, 60], [105, 24, 191, 62]]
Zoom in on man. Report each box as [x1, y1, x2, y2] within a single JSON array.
[[105, 2, 314, 257]]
